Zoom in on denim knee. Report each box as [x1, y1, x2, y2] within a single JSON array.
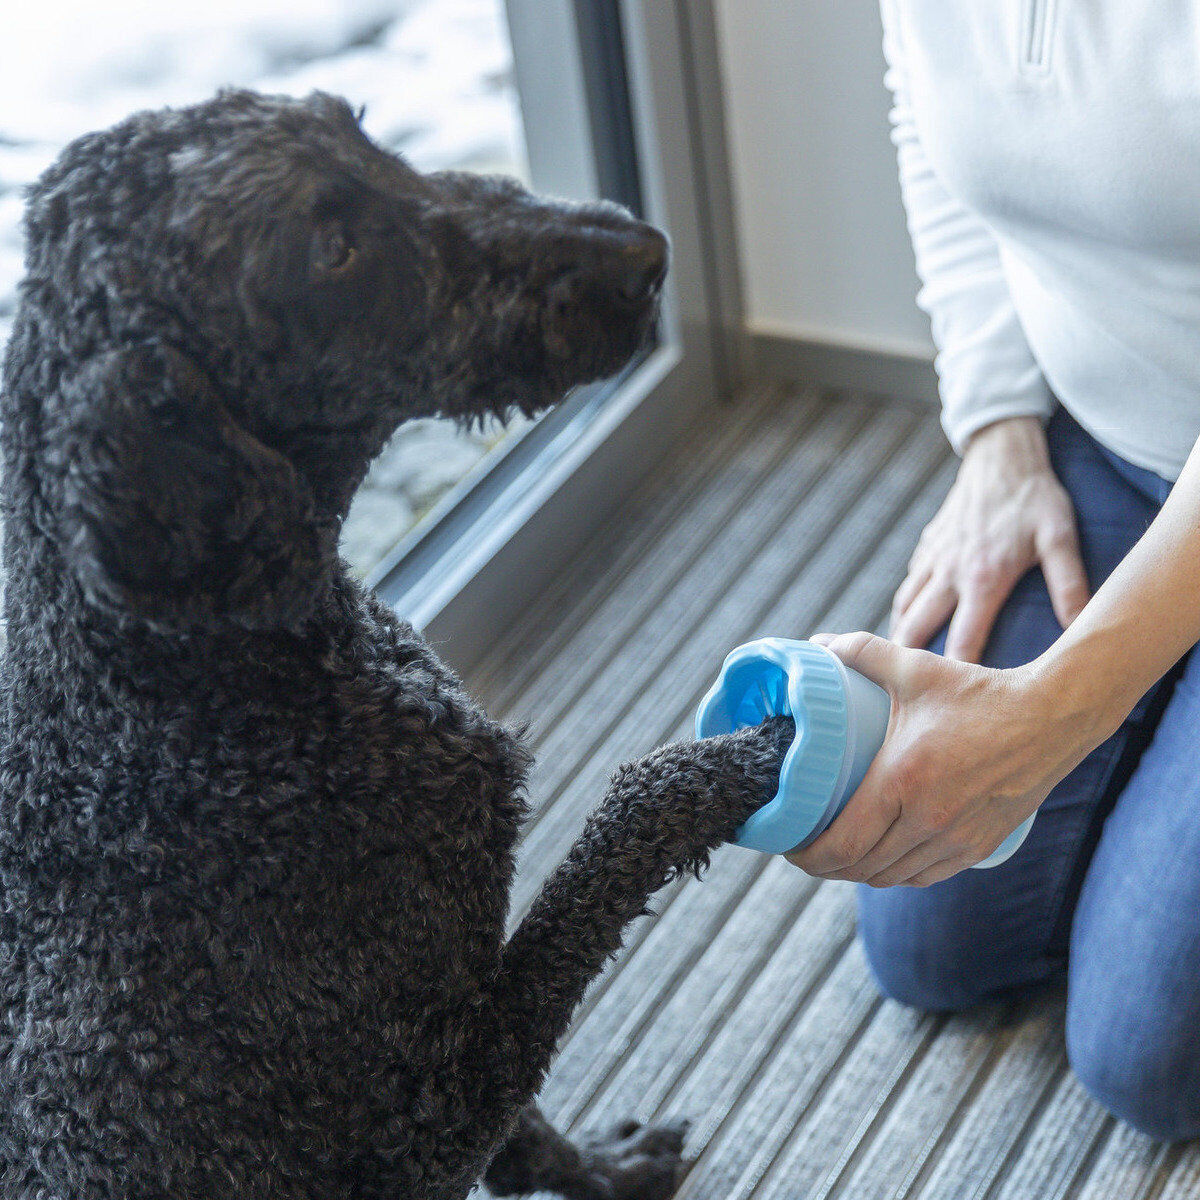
[[1067, 1001, 1200, 1142], [857, 894, 995, 1013]]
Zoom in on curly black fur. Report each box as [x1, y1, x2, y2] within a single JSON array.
[[0, 88, 791, 1200]]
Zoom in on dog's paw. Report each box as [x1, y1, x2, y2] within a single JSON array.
[[579, 1118, 689, 1200]]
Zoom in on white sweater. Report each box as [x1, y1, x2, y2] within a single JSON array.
[[881, 0, 1200, 479]]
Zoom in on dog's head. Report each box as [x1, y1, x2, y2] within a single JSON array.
[[14, 89, 667, 630]]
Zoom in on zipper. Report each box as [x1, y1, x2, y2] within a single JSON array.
[[1020, 0, 1056, 74]]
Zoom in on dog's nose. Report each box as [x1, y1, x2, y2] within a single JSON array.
[[551, 224, 669, 308], [614, 228, 669, 303]]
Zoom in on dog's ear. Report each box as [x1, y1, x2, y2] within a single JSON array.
[[49, 343, 336, 630]]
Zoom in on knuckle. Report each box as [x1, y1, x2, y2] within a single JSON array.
[[908, 810, 942, 839], [822, 839, 856, 869], [829, 831, 869, 868], [1048, 487, 1075, 514], [964, 561, 1004, 592], [888, 750, 928, 802], [1043, 524, 1075, 551], [943, 829, 975, 857], [905, 809, 936, 838], [844, 630, 875, 655], [916, 799, 958, 835]]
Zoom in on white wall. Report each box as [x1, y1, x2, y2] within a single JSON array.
[[714, 0, 933, 359]]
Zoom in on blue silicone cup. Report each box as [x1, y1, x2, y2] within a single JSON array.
[[695, 637, 1034, 866]]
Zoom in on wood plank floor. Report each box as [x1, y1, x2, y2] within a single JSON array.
[[462, 385, 1200, 1200]]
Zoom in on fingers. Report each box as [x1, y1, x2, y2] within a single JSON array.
[[890, 580, 957, 649], [864, 812, 1017, 886], [890, 563, 931, 629], [1036, 519, 1090, 629], [942, 584, 1008, 663], [785, 739, 920, 879], [863, 839, 964, 888], [784, 777, 901, 877], [807, 807, 921, 882], [797, 782, 982, 885], [905, 854, 975, 887], [795, 808, 987, 887]]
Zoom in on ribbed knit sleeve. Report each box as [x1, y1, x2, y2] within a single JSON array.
[[881, 0, 1054, 452]]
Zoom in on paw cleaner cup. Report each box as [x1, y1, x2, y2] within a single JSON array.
[[695, 637, 1033, 866]]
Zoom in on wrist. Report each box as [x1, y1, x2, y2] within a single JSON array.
[[962, 415, 1051, 472], [1015, 637, 1134, 755]]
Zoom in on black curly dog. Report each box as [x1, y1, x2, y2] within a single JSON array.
[[0, 90, 793, 1199]]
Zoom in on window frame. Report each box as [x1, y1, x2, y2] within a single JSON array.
[[372, 0, 743, 675]]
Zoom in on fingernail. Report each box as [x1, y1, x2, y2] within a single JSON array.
[[809, 632, 834, 646]]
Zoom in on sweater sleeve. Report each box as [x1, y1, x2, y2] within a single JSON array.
[[881, 0, 1054, 452]]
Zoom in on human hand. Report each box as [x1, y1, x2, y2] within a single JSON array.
[[891, 416, 1089, 662], [784, 631, 1105, 887]]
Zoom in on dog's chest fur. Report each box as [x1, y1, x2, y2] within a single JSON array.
[[0, 583, 530, 1196]]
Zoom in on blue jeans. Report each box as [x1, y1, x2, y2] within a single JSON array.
[[856, 407, 1200, 1142]]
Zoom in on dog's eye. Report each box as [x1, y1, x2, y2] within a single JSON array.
[[319, 230, 357, 274]]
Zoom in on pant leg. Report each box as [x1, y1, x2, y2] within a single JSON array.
[[1066, 646, 1200, 1141], [856, 408, 1174, 1012]]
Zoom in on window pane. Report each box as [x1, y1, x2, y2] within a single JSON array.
[[0, 0, 536, 576]]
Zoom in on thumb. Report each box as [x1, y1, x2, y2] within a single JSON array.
[[810, 630, 902, 690]]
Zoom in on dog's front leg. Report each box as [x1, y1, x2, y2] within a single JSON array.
[[491, 717, 792, 1078], [465, 717, 792, 1196]]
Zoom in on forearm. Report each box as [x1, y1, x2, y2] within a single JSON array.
[[1028, 436, 1200, 744]]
